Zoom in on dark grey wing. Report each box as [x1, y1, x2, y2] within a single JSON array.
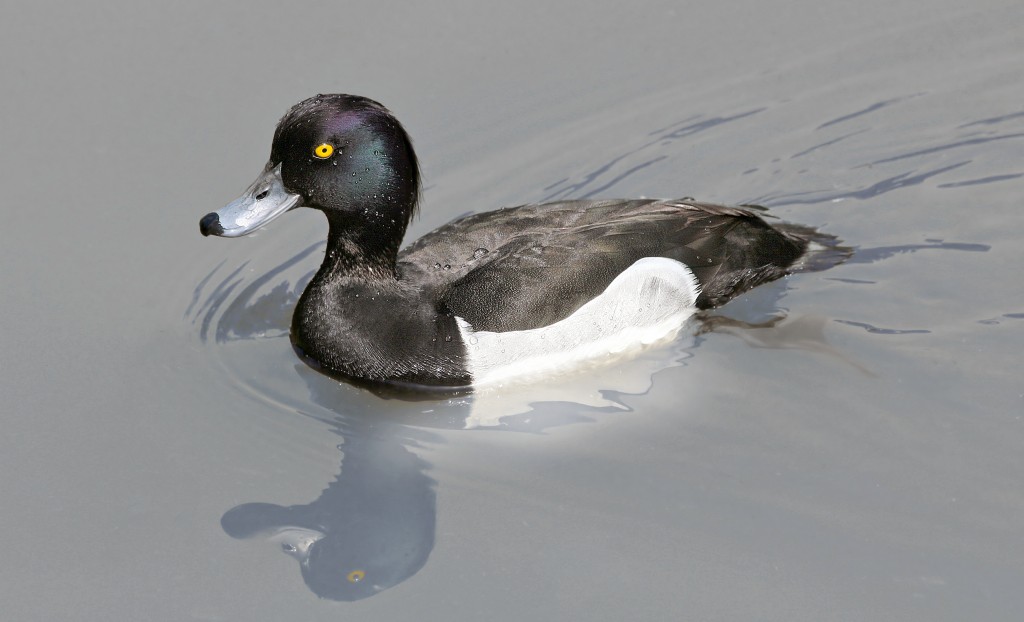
[[396, 200, 652, 299], [400, 199, 837, 333], [435, 201, 671, 332]]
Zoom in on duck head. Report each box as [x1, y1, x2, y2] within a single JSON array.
[[200, 94, 420, 254]]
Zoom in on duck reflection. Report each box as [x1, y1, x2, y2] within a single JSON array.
[[193, 248, 654, 600], [192, 248, 440, 600], [220, 416, 436, 601], [194, 231, 988, 601]]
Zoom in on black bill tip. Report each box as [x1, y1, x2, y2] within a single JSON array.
[[199, 212, 224, 237]]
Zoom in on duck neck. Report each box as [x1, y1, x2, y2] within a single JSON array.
[[316, 211, 406, 282], [291, 209, 471, 389]]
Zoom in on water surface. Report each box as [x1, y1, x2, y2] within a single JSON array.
[[2, 1, 1023, 620]]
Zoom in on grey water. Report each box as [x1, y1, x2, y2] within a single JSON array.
[[2, 1, 1024, 620]]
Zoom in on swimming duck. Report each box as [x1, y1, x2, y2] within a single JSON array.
[[200, 94, 845, 394]]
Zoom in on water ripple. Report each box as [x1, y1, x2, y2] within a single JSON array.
[[834, 319, 931, 335], [816, 98, 904, 130], [958, 111, 1024, 128], [938, 173, 1024, 188], [791, 129, 867, 159], [759, 161, 972, 206], [846, 240, 990, 265], [870, 133, 1024, 165], [543, 108, 765, 201]]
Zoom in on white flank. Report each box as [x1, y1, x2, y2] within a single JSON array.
[[457, 257, 701, 388]]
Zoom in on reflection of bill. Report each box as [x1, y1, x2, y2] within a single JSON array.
[[221, 420, 436, 601]]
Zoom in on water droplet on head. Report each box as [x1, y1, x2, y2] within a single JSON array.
[[444, 264, 451, 270], [469, 336, 479, 345], [444, 335, 452, 342], [473, 248, 489, 259], [434, 262, 442, 269]]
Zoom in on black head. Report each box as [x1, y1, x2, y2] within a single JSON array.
[[200, 94, 420, 245], [272, 95, 420, 224]]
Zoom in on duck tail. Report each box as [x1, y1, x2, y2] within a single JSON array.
[[776, 223, 853, 274]]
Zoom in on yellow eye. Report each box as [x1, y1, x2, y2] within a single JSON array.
[[346, 569, 366, 583], [313, 143, 334, 159]]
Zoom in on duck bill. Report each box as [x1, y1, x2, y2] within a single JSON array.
[[199, 163, 302, 237]]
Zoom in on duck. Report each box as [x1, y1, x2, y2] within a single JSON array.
[[199, 94, 846, 395]]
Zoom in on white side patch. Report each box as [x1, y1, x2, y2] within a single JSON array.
[[457, 257, 700, 388]]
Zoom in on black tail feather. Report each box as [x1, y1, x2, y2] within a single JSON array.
[[776, 223, 853, 274]]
